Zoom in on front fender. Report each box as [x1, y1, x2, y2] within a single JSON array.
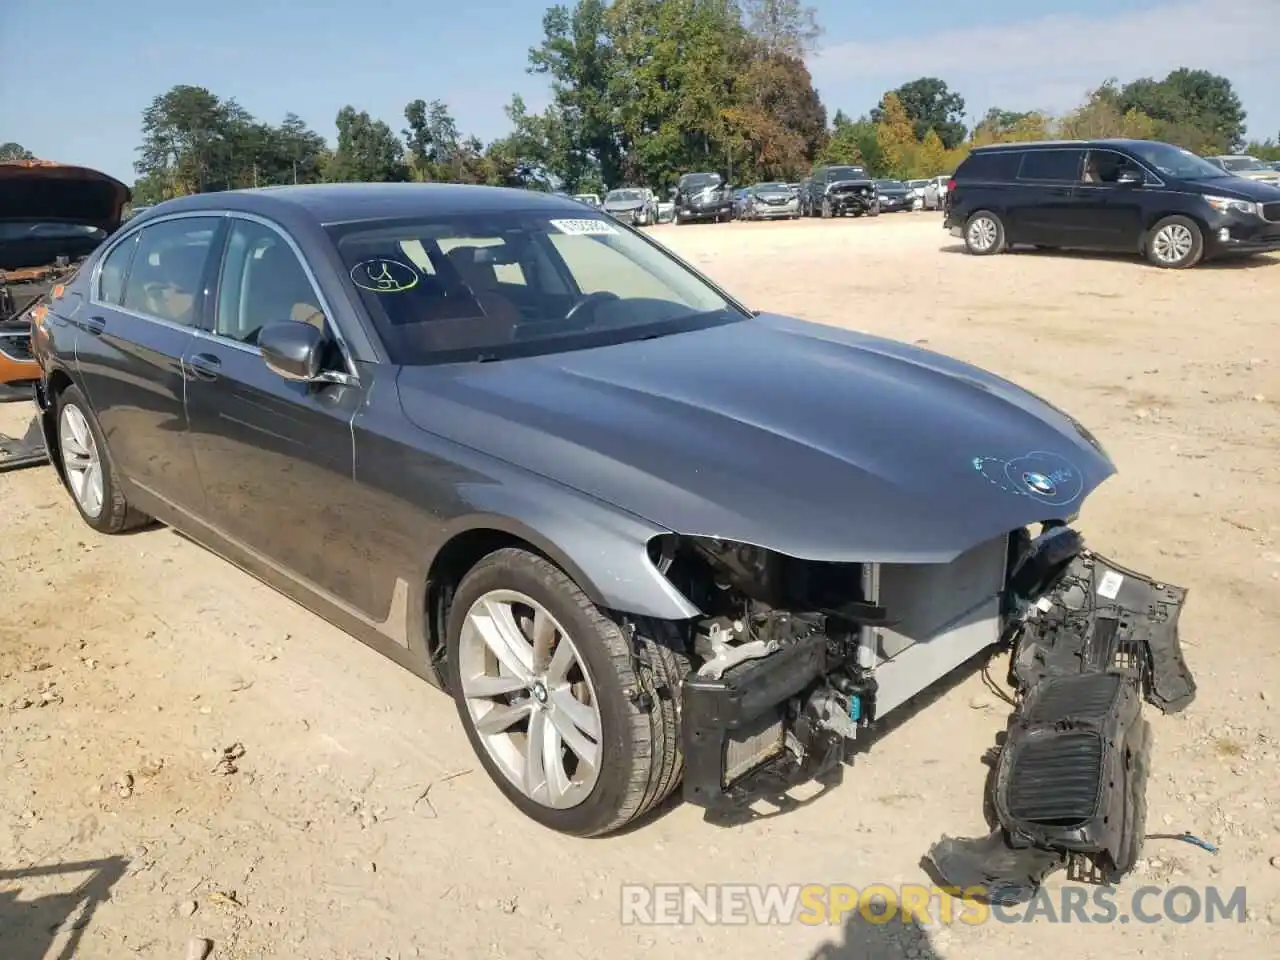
[[434, 478, 701, 622]]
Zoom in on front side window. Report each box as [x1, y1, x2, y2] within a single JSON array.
[[214, 219, 327, 345], [1017, 149, 1085, 182], [1082, 150, 1148, 185], [1127, 142, 1228, 180], [328, 210, 741, 365], [120, 217, 220, 326]]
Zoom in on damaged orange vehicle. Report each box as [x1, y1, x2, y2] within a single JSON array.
[[0, 160, 129, 469]]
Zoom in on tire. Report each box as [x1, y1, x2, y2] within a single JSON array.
[[1145, 215, 1204, 269], [445, 547, 689, 837], [963, 210, 1007, 256], [55, 384, 151, 534]]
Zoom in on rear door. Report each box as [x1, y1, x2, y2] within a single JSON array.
[[1010, 148, 1087, 244], [182, 214, 370, 610], [76, 214, 224, 510]]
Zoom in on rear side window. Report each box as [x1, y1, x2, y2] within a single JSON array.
[[96, 233, 138, 305], [955, 151, 1021, 181], [120, 217, 220, 326], [1018, 149, 1085, 183]]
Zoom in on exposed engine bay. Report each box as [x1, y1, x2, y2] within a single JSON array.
[[653, 522, 1195, 898]]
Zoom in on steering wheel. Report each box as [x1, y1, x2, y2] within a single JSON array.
[[562, 291, 620, 327]]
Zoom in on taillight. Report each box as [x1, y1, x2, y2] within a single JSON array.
[[946, 179, 956, 192]]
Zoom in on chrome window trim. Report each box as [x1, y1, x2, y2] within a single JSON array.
[[206, 212, 360, 381], [88, 210, 227, 326], [88, 208, 359, 382]]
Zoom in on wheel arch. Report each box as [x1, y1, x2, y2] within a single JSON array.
[[37, 365, 78, 485], [422, 510, 700, 671]]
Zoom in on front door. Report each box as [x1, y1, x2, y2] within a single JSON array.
[[182, 215, 370, 610], [74, 214, 224, 511], [1070, 149, 1152, 250]]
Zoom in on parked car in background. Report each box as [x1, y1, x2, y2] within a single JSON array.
[[944, 138, 1280, 268], [922, 175, 950, 211], [602, 187, 658, 226], [742, 181, 800, 220], [802, 165, 878, 218], [28, 183, 1193, 878], [572, 193, 601, 209], [874, 179, 914, 213], [731, 187, 752, 219], [906, 180, 930, 209], [673, 171, 735, 224], [1203, 155, 1280, 184], [656, 197, 675, 223]]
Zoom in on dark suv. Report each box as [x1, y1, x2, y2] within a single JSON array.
[[801, 165, 878, 218], [943, 138, 1280, 269], [673, 172, 734, 224]]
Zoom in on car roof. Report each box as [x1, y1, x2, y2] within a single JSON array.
[[967, 138, 1174, 154], [134, 182, 593, 228]]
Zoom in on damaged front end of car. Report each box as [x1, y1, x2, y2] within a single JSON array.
[[652, 519, 1194, 897], [824, 179, 879, 217]]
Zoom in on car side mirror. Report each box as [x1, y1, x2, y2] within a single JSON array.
[[1116, 170, 1143, 186], [259, 321, 325, 381]]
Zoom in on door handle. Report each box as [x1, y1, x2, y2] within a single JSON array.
[[82, 315, 106, 336], [186, 352, 221, 381]]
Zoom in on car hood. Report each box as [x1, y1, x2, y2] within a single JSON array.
[[396, 314, 1115, 564], [1200, 175, 1280, 201], [0, 161, 130, 230]]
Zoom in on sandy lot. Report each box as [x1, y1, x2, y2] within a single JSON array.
[[2, 212, 1279, 960]]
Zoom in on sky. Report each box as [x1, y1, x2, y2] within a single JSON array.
[[2, 0, 1276, 184]]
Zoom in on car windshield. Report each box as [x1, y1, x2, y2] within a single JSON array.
[[1125, 141, 1229, 180], [606, 189, 643, 202], [827, 167, 864, 180], [680, 173, 721, 189], [0, 221, 107, 241], [906, 180, 928, 188], [327, 210, 743, 366], [1221, 156, 1267, 172], [755, 182, 788, 191], [876, 180, 905, 189]]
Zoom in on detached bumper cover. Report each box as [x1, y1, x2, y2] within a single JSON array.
[[928, 549, 1195, 903]]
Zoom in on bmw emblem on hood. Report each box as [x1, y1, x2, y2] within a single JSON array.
[[972, 451, 1085, 507]]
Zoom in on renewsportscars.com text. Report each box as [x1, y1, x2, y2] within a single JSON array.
[[620, 883, 1248, 926]]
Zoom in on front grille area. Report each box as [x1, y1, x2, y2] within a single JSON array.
[[1027, 673, 1122, 724], [1005, 731, 1103, 826], [1262, 202, 1280, 222]]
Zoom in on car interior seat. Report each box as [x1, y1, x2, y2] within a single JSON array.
[[242, 241, 326, 341]]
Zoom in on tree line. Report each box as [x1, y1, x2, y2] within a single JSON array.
[[4, 0, 1277, 203]]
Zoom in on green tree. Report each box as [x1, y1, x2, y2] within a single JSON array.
[[327, 106, 408, 182], [0, 142, 35, 161], [1115, 68, 1246, 152], [872, 77, 966, 149], [820, 113, 882, 173], [403, 99, 463, 180]]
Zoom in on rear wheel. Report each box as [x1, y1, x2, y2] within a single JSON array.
[[1145, 216, 1203, 269], [56, 385, 151, 534], [446, 547, 688, 837], [963, 210, 1006, 256]]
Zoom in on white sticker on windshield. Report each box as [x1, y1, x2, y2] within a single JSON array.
[[1096, 570, 1124, 600], [549, 218, 618, 236]]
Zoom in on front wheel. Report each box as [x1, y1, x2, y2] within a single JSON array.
[[56, 385, 151, 533], [1145, 216, 1204, 269], [963, 210, 1007, 256], [446, 547, 688, 837]]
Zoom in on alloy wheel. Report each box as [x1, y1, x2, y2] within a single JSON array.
[[59, 404, 104, 519], [1152, 224, 1194, 265], [457, 590, 603, 810], [967, 216, 999, 252]]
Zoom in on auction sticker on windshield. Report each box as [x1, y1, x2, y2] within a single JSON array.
[[549, 219, 619, 236]]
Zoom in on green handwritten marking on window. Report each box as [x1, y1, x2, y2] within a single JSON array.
[[351, 258, 420, 293]]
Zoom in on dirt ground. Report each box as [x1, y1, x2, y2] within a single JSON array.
[[2, 211, 1279, 960]]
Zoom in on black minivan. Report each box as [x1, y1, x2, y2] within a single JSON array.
[[943, 138, 1280, 268]]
